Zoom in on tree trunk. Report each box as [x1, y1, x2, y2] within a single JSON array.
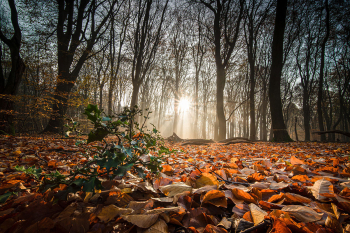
[[249, 63, 256, 140], [0, 0, 25, 133], [261, 84, 268, 141], [202, 103, 207, 139], [130, 81, 140, 108], [294, 116, 299, 141], [216, 66, 226, 140], [317, 0, 330, 142], [302, 90, 311, 141], [268, 0, 291, 142]]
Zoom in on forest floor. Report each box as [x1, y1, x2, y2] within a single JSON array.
[[0, 135, 350, 233]]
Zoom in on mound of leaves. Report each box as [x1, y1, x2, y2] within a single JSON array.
[[0, 132, 350, 232]]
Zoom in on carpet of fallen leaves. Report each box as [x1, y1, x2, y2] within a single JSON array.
[[1, 135, 350, 233]]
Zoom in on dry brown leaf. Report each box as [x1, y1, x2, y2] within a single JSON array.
[[217, 217, 232, 229], [269, 182, 289, 190], [203, 224, 228, 233], [122, 214, 159, 228], [325, 216, 343, 233], [268, 193, 285, 203], [309, 179, 334, 201], [232, 188, 256, 203], [195, 173, 220, 188], [281, 205, 323, 222], [269, 216, 292, 233], [290, 156, 304, 165], [335, 194, 350, 213], [54, 202, 77, 223], [97, 205, 133, 223], [249, 203, 267, 225], [159, 182, 192, 197], [284, 193, 311, 204], [143, 219, 168, 233], [201, 190, 227, 208], [331, 203, 341, 219]]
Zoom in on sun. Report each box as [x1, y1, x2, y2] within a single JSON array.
[[179, 98, 190, 112]]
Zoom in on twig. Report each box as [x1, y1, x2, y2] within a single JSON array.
[[195, 167, 203, 174], [210, 171, 250, 187], [34, 151, 48, 164]]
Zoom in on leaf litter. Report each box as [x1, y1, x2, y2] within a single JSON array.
[[0, 135, 350, 232]]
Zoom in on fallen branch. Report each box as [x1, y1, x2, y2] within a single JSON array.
[[225, 140, 254, 145], [199, 168, 250, 187], [34, 151, 48, 164], [218, 137, 249, 143], [181, 139, 215, 146], [312, 130, 350, 138]]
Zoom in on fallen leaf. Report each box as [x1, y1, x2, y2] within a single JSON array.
[[232, 188, 256, 203], [290, 156, 304, 165], [201, 190, 227, 208], [98, 205, 133, 223], [195, 173, 220, 188], [122, 214, 159, 228], [249, 203, 267, 225], [269, 216, 292, 233], [281, 205, 323, 222], [217, 217, 232, 229], [309, 179, 334, 201], [159, 182, 192, 197], [143, 219, 168, 233]]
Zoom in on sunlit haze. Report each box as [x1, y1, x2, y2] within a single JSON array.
[[179, 98, 190, 112]]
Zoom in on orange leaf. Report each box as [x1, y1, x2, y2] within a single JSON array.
[[232, 188, 256, 203], [270, 217, 292, 233], [268, 193, 285, 203], [291, 175, 309, 183], [201, 190, 227, 208], [247, 173, 265, 182], [290, 156, 304, 165], [195, 173, 219, 188], [284, 193, 311, 204], [243, 211, 253, 223]]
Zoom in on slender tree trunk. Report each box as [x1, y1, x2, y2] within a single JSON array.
[[295, 116, 299, 141], [249, 62, 256, 140], [317, 0, 330, 142], [261, 85, 267, 141], [130, 81, 141, 108], [202, 104, 207, 139], [302, 91, 311, 141], [216, 66, 226, 140], [268, 0, 292, 142]]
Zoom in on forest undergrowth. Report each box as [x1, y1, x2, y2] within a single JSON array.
[[0, 135, 350, 233]]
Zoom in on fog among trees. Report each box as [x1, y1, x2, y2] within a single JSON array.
[[1, 0, 349, 142]]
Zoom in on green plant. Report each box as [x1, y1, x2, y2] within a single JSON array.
[[16, 104, 175, 200]]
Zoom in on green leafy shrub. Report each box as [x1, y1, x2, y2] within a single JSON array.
[[16, 104, 175, 200]]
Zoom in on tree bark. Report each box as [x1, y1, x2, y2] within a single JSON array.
[[0, 0, 25, 133], [317, 0, 330, 142], [268, 0, 292, 142]]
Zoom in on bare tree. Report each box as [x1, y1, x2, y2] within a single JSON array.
[[244, 0, 272, 140], [268, 0, 291, 141], [129, 0, 169, 108], [317, 0, 330, 141], [44, 0, 119, 133], [193, 0, 244, 140], [0, 0, 25, 133]]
